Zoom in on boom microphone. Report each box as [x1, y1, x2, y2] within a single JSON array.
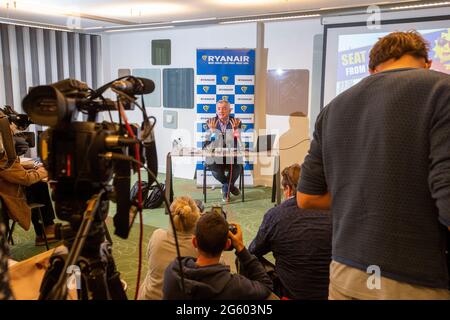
[[111, 76, 155, 96]]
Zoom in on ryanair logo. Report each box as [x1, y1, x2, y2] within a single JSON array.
[[203, 105, 210, 112], [241, 86, 248, 93], [240, 105, 247, 112], [242, 124, 247, 130], [203, 124, 208, 130], [202, 86, 209, 93], [222, 76, 229, 83], [222, 96, 229, 101], [206, 55, 250, 63], [202, 55, 208, 61]]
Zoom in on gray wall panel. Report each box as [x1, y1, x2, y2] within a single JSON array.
[[29, 28, 40, 86], [15, 26, 27, 99], [266, 69, 309, 116], [0, 24, 101, 115], [55, 31, 64, 80], [310, 34, 324, 137], [163, 68, 194, 109], [0, 28, 5, 106], [43, 29, 53, 84], [90, 35, 99, 89], [67, 32, 76, 78], [79, 33, 87, 82], [1, 24, 13, 106], [132, 68, 161, 107]]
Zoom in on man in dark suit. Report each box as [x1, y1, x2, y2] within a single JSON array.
[[203, 100, 242, 202], [249, 164, 332, 300]]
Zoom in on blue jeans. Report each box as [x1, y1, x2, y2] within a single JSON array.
[[209, 164, 242, 194]]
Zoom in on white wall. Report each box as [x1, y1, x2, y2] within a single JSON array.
[[102, 7, 448, 178], [264, 18, 323, 169], [102, 19, 325, 178], [102, 24, 257, 178]]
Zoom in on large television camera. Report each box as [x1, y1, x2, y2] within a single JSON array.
[[21, 76, 157, 300], [23, 77, 156, 239]]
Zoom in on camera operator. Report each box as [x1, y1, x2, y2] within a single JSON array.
[[0, 123, 57, 246], [162, 212, 273, 300]]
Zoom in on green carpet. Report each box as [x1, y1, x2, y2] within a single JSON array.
[[8, 175, 276, 299]]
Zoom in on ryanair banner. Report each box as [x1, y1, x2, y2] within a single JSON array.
[[196, 49, 255, 187]]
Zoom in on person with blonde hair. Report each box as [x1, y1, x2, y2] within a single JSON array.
[[138, 196, 200, 300]]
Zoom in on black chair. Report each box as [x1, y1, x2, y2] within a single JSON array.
[[0, 197, 49, 250], [0, 198, 16, 246]]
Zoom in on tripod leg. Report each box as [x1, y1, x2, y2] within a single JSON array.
[[84, 260, 111, 300], [39, 254, 67, 300], [107, 271, 128, 300], [100, 241, 127, 300], [103, 221, 113, 245]]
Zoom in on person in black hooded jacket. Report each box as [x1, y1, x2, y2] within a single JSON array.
[[163, 212, 273, 300]]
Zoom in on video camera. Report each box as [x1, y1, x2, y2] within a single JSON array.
[[0, 105, 33, 131], [21, 76, 157, 300], [0, 104, 33, 168], [211, 205, 237, 251], [22, 76, 156, 239]]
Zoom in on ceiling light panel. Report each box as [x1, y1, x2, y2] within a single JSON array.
[[88, 2, 189, 18]]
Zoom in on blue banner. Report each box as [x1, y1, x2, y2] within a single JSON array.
[[196, 49, 256, 186]]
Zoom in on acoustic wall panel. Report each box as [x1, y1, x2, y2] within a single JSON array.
[[163, 68, 194, 109], [266, 69, 310, 116], [132, 68, 161, 108], [118, 68, 131, 78], [151, 39, 171, 65]]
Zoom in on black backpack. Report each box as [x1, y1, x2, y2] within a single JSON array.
[[130, 181, 165, 209]]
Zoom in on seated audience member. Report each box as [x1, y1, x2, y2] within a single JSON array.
[[138, 196, 200, 300], [0, 133, 57, 246], [163, 212, 273, 300], [249, 164, 332, 300], [0, 224, 13, 300]]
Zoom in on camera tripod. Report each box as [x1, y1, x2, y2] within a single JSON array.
[[38, 190, 127, 300]]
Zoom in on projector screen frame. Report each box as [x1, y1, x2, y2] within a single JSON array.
[[320, 14, 450, 110]]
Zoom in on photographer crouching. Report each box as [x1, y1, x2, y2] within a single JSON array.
[[163, 211, 274, 300]]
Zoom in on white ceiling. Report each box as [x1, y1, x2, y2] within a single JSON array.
[[0, 0, 435, 31]]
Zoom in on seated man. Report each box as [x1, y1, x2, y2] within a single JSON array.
[[249, 164, 332, 300], [163, 212, 273, 300], [0, 126, 57, 246], [203, 100, 242, 202]]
